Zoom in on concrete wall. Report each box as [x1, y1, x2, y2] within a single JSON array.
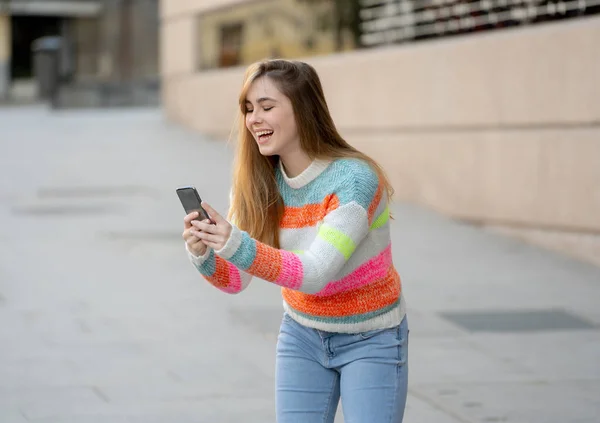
[[160, 0, 600, 267], [54, 0, 160, 108], [0, 13, 9, 100]]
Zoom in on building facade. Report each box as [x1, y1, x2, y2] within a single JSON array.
[[0, 0, 159, 106], [161, 0, 600, 266], [0, 10, 8, 99]]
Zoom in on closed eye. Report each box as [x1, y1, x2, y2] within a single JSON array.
[[245, 106, 273, 113]]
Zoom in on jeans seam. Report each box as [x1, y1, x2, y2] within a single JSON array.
[[388, 325, 402, 423], [323, 372, 338, 423], [389, 363, 400, 423]]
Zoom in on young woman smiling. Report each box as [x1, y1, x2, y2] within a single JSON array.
[[182, 59, 408, 423]]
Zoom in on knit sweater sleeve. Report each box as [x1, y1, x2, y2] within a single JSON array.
[[186, 190, 253, 294], [213, 166, 382, 294], [187, 246, 253, 294]]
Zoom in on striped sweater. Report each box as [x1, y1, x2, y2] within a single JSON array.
[[187, 158, 406, 333]]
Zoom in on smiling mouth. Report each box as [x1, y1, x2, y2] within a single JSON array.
[[256, 130, 274, 143]]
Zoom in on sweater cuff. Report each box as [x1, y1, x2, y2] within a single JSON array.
[[214, 224, 243, 260], [185, 242, 212, 266]]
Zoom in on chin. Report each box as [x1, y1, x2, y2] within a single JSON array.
[[257, 144, 278, 157]]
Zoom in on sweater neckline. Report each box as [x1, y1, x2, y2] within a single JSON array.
[[279, 158, 332, 189]]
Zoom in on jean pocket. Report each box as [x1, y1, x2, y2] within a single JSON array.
[[358, 326, 397, 340]]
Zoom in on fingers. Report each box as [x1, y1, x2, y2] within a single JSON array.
[[182, 227, 200, 243], [188, 221, 227, 247], [191, 219, 218, 234], [183, 204, 231, 253], [201, 240, 221, 250], [201, 202, 224, 224], [183, 212, 199, 228], [183, 227, 209, 256], [183, 216, 209, 242], [190, 230, 221, 244], [184, 218, 221, 243]]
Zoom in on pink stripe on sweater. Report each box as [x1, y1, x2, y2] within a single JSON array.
[[316, 244, 392, 297], [221, 263, 243, 294], [275, 250, 304, 290]]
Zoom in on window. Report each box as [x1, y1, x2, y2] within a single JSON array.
[[219, 23, 243, 68], [195, 0, 600, 70]]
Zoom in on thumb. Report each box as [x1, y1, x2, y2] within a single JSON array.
[[201, 202, 225, 224]]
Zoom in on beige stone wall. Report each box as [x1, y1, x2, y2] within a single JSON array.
[[0, 13, 9, 99], [0, 14, 8, 62], [160, 2, 600, 266], [194, 0, 351, 69], [73, 18, 100, 78], [161, 0, 259, 19], [93, 0, 159, 81]]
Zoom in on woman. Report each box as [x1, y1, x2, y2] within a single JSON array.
[[182, 59, 408, 422]]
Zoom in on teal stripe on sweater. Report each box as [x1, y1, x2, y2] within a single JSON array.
[[196, 249, 216, 276], [228, 231, 257, 270], [289, 300, 400, 324], [276, 158, 378, 208]]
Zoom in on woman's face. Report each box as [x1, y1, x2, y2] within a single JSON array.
[[244, 76, 300, 158]]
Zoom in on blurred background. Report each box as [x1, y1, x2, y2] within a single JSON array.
[[3, 0, 598, 264], [1, 1, 600, 422], [0, 0, 159, 107], [160, 0, 600, 268]]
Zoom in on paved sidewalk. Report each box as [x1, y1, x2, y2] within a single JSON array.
[[1, 106, 599, 423]]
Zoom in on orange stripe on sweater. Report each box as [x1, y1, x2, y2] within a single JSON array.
[[247, 242, 282, 282], [280, 194, 340, 229], [282, 267, 401, 317], [368, 181, 384, 225], [205, 256, 230, 288]]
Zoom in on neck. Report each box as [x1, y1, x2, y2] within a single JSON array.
[[279, 150, 313, 178]]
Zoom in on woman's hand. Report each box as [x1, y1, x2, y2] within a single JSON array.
[[190, 202, 232, 251], [183, 212, 209, 257]]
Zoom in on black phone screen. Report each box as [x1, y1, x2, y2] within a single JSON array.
[[176, 187, 210, 220]]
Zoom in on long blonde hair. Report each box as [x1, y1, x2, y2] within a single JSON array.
[[230, 59, 394, 248]]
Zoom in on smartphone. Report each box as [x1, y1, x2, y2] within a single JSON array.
[[176, 186, 211, 221]]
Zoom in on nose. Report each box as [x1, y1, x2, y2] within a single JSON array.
[[247, 110, 263, 126]]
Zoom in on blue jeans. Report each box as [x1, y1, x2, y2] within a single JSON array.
[[276, 313, 409, 423]]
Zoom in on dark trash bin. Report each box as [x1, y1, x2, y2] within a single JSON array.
[[31, 36, 62, 104]]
